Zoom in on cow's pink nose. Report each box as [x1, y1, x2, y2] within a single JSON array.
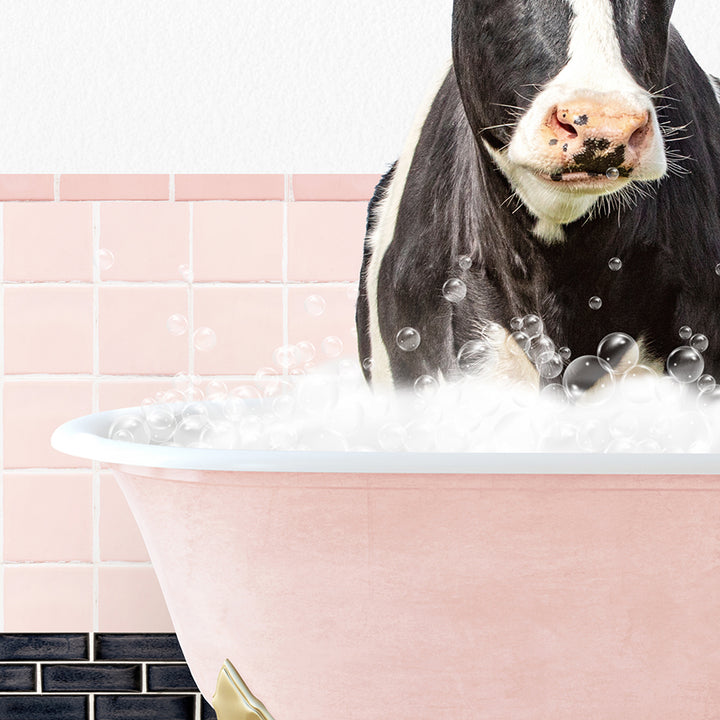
[[546, 99, 652, 169]]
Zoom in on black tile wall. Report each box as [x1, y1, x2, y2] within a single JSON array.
[[94, 633, 184, 661], [146, 664, 197, 692], [0, 634, 89, 661], [0, 665, 36, 692], [0, 634, 212, 720]]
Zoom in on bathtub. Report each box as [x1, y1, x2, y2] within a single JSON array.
[[52, 406, 720, 719]]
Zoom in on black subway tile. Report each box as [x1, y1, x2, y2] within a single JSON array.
[[42, 664, 142, 693], [94, 694, 195, 720], [0, 664, 36, 692], [94, 633, 184, 661], [201, 696, 218, 719], [0, 634, 89, 661], [0, 695, 87, 719], [146, 664, 198, 692]]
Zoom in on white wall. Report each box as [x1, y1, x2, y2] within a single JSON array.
[[0, 0, 716, 173]]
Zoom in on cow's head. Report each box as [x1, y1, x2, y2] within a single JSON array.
[[453, 0, 674, 240]]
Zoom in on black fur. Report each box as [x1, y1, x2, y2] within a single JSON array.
[[357, 2, 720, 388]]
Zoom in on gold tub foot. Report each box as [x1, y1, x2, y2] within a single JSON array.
[[212, 659, 276, 720]]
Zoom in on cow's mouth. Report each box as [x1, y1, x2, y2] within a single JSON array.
[[535, 169, 629, 190]]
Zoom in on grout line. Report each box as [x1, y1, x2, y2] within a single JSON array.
[[142, 662, 147, 693], [188, 203, 195, 379], [53, 174, 60, 201], [0, 279, 357, 288], [0, 201, 5, 632], [88, 692, 95, 720], [195, 692, 202, 720], [282, 176, 289, 359], [2, 560, 153, 567], [35, 661, 41, 692], [92, 203, 101, 634], [169, 174, 176, 203]]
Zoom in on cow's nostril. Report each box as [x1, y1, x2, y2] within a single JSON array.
[[628, 119, 650, 150], [550, 109, 579, 140]]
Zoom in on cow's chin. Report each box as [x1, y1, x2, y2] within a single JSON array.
[[484, 140, 666, 243]]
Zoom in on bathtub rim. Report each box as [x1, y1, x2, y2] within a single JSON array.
[[51, 405, 720, 475]]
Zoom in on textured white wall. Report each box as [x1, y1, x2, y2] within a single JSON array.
[[0, 0, 716, 172]]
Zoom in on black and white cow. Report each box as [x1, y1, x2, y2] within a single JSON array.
[[356, 0, 720, 390]]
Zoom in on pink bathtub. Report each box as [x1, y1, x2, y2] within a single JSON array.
[[53, 407, 720, 719]]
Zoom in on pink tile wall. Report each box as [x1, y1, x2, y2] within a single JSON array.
[[0, 173, 374, 632]]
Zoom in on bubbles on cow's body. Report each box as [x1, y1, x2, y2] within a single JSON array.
[[679, 325, 693, 341], [667, 346, 704, 383], [521, 314, 543, 339], [304, 294, 326, 316], [396, 327, 421, 352], [458, 255, 473, 270], [691, 333, 709, 352], [588, 296, 602, 310], [596, 333, 639, 374], [606, 167, 620, 180], [442, 278, 467, 302], [608, 257, 623, 271], [563, 356, 615, 405]]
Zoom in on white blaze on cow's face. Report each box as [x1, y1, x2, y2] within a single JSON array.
[[493, 0, 668, 241]]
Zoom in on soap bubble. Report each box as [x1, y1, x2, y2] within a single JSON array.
[[193, 327, 217, 352], [528, 335, 555, 364], [181, 401, 209, 419], [109, 414, 150, 444], [510, 316, 523, 331], [596, 332, 639, 374], [716, 263, 720, 276], [457, 339, 496, 375], [414, 374, 439, 399], [666, 346, 704, 383], [273, 344, 300, 369], [458, 255, 473, 270], [588, 296, 603, 310], [538, 353, 564, 379], [144, 407, 177, 443], [558, 346, 572, 361], [362, 357, 374, 371], [679, 325, 693, 340], [297, 374, 339, 415], [396, 327, 421, 352], [690, 333, 709, 353], [563, 355, 615, 405], [540, 383, 568, 403], [267, 423, 298, 450], [506, 331, 530, 355], [606, 167, 620, 179], [442, 278, 467, 302], [304, 294, 326, 316], [522, 314, 543, 339], [295, 340, 316, 364], [698, 374, 716, 394], [205, 379, 228, 402], [174, 414, 209, 446], [97, 248, 115, 271], [608, 257, 622, 271], [167, 314, 188, 336], [178, 264, 192, 282], [223, 385, 261, 421], [321, 335, 344, 358]]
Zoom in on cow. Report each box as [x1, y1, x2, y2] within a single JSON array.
[[356, 0, 720, 394]]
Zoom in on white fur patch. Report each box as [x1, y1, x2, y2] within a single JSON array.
[[364, 59, 453, 388]]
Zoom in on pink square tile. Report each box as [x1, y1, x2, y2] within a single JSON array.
[[4, 286, 93, 373], [0, 175, 54, 200], [98, 566, 173, 632], [3, 380, 93, 469], [287, 202, 367, 281], [3, 202, 93, 281], [98, 379, 175, 412], [193, 287, 283, 374], [4, 566, 94, 631], [4, 473, 93, 561], [193, 202, 283, 281], [99, 286, 188, 375], [175, 174, 285, 201], [98, 202, 190, 281], [100, 473, 150, 562], [292, 174, 381, 201], [59, 174, 169, 200], [288, 286, 359, 364]]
